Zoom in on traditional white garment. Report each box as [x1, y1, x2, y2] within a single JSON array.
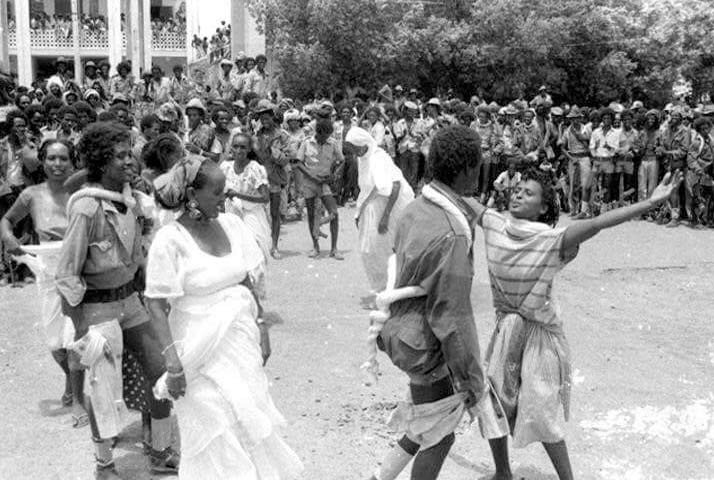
[[220, 160, 272, 262], [347, 127, 414, 292], [146, 213, 301, 480], [14, 242, 75, 350]]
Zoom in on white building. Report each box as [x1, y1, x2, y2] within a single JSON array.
[[1, 0, 265, 86]]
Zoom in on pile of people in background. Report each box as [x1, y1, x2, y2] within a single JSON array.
[[2, 58, 713, 287]]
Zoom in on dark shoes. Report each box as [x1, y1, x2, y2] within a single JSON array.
[[95, 462, 122, 480], [149, 447, 180, 474]]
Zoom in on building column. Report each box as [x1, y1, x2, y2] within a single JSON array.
[[107, 0, 123, 74], [127, 0, 141, 78], [185, 0, 199, 64], [142, 0, 151, 73], [71, 0, 82, 83], [14, 0, 32, 86], [0, 0, 9, 73], [231, 0, 245, 60]]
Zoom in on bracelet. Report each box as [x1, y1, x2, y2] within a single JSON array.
[[256, 318, 266, 325], [167, 369, 184, 377], [161, 340, 183, 356]]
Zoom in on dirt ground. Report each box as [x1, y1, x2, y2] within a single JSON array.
[[1, 209, 713, 480]]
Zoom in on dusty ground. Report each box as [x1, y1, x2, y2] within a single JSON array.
[[1, 209, 713, 480]]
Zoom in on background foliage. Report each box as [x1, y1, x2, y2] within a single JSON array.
[[247, 0, 714, 106]]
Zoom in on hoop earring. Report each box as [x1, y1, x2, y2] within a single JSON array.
[[187, 200, 203, 220]]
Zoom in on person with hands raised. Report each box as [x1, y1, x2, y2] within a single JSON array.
[[461, 166, 683, 480]]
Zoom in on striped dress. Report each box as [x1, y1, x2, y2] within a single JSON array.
[[477, 209, 578, 447]]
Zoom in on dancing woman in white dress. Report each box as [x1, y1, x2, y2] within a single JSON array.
[[144, 156, 303, 480]]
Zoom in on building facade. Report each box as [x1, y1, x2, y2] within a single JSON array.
[[1, 0, 265, 86]]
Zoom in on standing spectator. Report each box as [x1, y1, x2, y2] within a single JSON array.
[[48, 57, 71, 88], [392, 101, 424, 190], [133, 114, 161, 163], [634, 109, 662, 220], [295, 118, 344, 260], [471, 104, 503, 202], [615, 110, 638, 206], [657, 106, 690, 227], [252, 100, 292, 259], [244, 54, 271, 99], [108, 61, 134, 102], [82, 61, 100, 91], [685, 117, 713, 228], [168, 65, 191, 105], [560, 106, 592, 218], [183, 99, 221, 162], [589, 108, 619, 213]]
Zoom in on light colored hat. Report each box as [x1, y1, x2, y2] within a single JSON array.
[[232, 99, 247, 110], [664, 103, 674, 112], [185, 97, 207, 115], [504, 105, 518, 115], [488, 101, 500, 112], [156, 103, 178, 122], [476, 104, 491, 115], [84, 61, 97, 69], [566, 106, 583, 118], [670, 105, 685, 117], [219, 58, 233, 68], [551, 106, 564, 116], [403, 101, 418, 111], [394, 85, 403, 92], [284, 108, 301, 122], [631, 100, 644, 109], [254, 98, 276, 115], [498, 106, 508, 115], [538, 85, 547, 91], [608, 102, 625, 113], [83, 88, 100, 100], [319, 100, 334, 111], [55, 56, 68, 66], [645, 108, 660, 118], [701, 103, 714, 115], [110, 93, 129, 105], [427, 97, 441, 107]]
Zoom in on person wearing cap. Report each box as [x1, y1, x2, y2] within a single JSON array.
[[168, 65, 191, 105], [244, 54, 271, 99], [283, 108, 307, 219], [295, 118, 344, 260], [48, 57, 71, 91], [471, 104, 503, 202], [108, 61, 134, 104], [685, 116, 714, 228], [184, 99, 221, 163], [560, 106, 593, 217], [252, 99, 293, 258], [82, 61, 100, 91], [614, 110, 639, 206], [393, 101, 426, 190], [214, 59, 240, 102], [500, 105, 525, 166], [657, 105, 691, 226], [529, 85, 552, 108]]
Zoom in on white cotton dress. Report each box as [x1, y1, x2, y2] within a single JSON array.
[[356, 146, 414, 293], [145, 213, 303, 480], [220, 160, 272, 261]]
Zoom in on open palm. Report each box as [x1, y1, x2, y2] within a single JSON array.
[[650, 170, 684, 204]]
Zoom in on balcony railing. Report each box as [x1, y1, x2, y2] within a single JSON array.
[[9, 27, 187, 53]]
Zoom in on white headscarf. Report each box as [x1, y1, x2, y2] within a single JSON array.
[[345, 127, 412, 210]]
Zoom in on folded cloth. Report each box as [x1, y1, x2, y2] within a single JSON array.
[[70, 320, 125, 438]]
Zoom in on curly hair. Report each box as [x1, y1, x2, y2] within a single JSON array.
[[141, 133, 183, 174], [6, 108, 28, 127], [427, 125, 482, 185], [38, 138, 76, 167], [116, 61, 131, 75], [24, 103, 45, 121], [519, 166, 560, 227], [79, 122, 131, 182]]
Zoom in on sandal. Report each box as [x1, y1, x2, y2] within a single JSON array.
[[72, 412, 90, 428], [307, 249, 320, 259], [61, 392, 73, 407], [270, 248, 282, 260], [329, 251, 344, 261]]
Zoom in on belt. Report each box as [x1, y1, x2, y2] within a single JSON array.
[[593, 156, 614, 161], [568, 152, 589, 158], [82, 280, 136, 304]]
